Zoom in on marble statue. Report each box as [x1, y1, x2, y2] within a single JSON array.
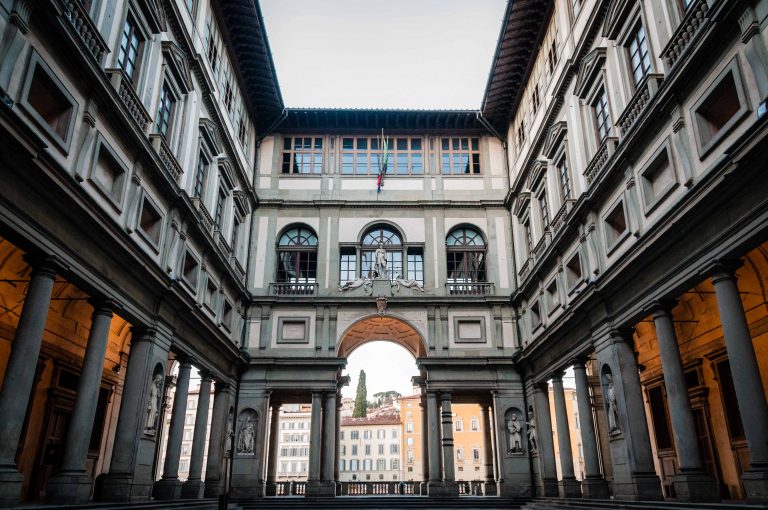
[[507, 412, 523, 453], [605, 372, 620, 434], [526, 410, 537, 453], [374, 243, 387, 278], [237, 417, 255, 454], [145, 373, 163, 431], [338, 276, 373, 294], [392, 274, 427, 293]]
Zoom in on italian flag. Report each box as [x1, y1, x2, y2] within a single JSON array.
[[377, 132, 388, 193]]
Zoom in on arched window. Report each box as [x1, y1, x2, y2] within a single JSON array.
[[339, 223, 424, 284], [446, 227, 486, 283], [277, 225, 317, 286]]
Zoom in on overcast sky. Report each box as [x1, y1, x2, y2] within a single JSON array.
[[260, 0, 507, 109], [341, 341, 419, 399]]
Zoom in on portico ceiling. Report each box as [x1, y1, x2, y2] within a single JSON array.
[[339, 315, 426, 359]]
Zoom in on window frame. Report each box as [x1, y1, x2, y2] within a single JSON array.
[[276, 225, 319, 284], [602, 197, 630, 255], [591, 86, 612, 144], [116, 12, 146, 84], [624, 20, 653, 89], [281, 136, 324, 175], [445, 226, 487, 284], [440, 137, 481, 175]]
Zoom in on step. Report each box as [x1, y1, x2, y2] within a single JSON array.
[[524, 498, 768, 510], [11, 499, 219, 510], [238, 496, 530, 509]]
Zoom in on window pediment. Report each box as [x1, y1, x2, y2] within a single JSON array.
[[217, 158, 235, 189], [199, 118, 221, 156], [513, 191, 532, 217], [527, 160, 548, 191], [542, 121, 567, 159], [136, 0, 167, 34], [574, 48, 607, 99], [603, 0, 637, 40], [232, 189, 249, 215], [162, 42, 193, 94]]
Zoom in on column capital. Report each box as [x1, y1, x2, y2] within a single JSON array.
[[570, 356, 589, 370], [198, 369, 215, 382], [440, 391, 452, 402], [23, 254, 63, 279], [551, 369, 566, 382], [88, 297, 118, 317], [700, 258, 743, 282], [608, 326, 636, 344], [175, 354, 194, 367], [644, 299, 677, 318]]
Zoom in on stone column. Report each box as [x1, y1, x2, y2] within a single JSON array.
[[481, 403, 497, 495], [711, 266, 768, 499], [47, 299, 115, 504], [651, 304, 719, 501], [572, 360, 609, 498], [532, 383, 558, 497], [334, 396, 341, 489], [426, 390, 442, 493], [181, 371, 213, 499], [154, 357, 192, 500], [593, 327, 662, 500], [552, 372, 582, 497], [204, 382, 233, 498], [306, 391, 323, 485], [439, 392, 458, 495], [419, 393, 429, 493], [264, 402, 281, 496], [319, 391, 337, 495], [0, 260, 56, 506]]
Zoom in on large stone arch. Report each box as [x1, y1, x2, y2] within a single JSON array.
[[337, 314, 427, 358]]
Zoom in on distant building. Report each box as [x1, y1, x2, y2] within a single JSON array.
[[275, 404, 311, 481], [338, 414, 402, 482]]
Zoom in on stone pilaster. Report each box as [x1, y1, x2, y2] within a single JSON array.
[[47, 299, 116, 504], [572, 360, 609, 499], [426, 390, 442, 495], [154, 357, 192, 500], [314, 391, 337, 496], [552, 372, 582, 498], [481, 403, 497, 496]]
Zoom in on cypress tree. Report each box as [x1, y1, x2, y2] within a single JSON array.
[[353, 370, 368, 417]]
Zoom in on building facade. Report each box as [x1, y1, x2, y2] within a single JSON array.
[[338, 415, 402, 482], [0, 0, 766, 506]]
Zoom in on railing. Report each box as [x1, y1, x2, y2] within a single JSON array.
[[660, 0, 711, 70], [551, 198, 576, 235], [149, 134, 183, 183], [271, 282, 317, 296], [445, 282, 494, 296], [231, 256, 245, 281], [518, 257, 532, 281], [106, 69, 151, 133], [215, 229, 231, 255], [273, 481, 306, 496], [616, 74, 663, 136], [59, 0, 109, 64], [532, 234, 549, 260], [339, 481, 418, 496], [457, 480, 485, 496], [197, 202, 214, 233], [584, 137, 618, 186]]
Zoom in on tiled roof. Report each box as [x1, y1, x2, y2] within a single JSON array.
[[341, 414, 401, 426]]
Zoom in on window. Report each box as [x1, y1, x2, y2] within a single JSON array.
[[277, 226, 318, 284], [407, 248, 424, 285], [221, 299, 233, 330], [593, 87, 612, 142], [565, 253, 583, 289], [456, 448, 464, 461], [455, 419, 463, 432], [523, 220, 533, 257], [604, 200, 628, 249], [546, 279, 559, 313], [361, 225, 403, 280], [363, 459, 372, 471], [574, 412, 580, 429], [351, 431, 359, 440], [340, 445, 346, 455], [446, 227, 486, 283], [538, 189, 550, 230], [377, 459, 386, 470], [214, 186, 227, 230], [531, 85, 540, 114], [204, 278, 217, 310], [138, 195, 163, 247], [406, 450, 414, 463], [352, 445, 358, 455], [364, 444, 371, 455], [647, 385, 673, 450], [23, 64, 76, 151], [627, 23, 652, 87], [557, 156, 572, 200], [185, 414, 194, 425], [378, 444, 384, 455], [339, 459, 346, 472], [156, 84, 175, 139], [390, 444, 399, 454], [340, 431, 344, 439], [90, 138, 127, 205], [363, 430, 371, 440], [516, 123, 526, 148], [715, 359, 745, 440], [406, 437, 414, 446], [391, 429, 398, 439], [341, 137, 422, 175], [193, 152, 208, 198], [391, 459, 399, 470], [530, 300, 541, 328], [470, 418, 479, 431], [472, 448, 481, 461], [339, 247, 357, 284], [282, 137, 323, 175], [405, 422, 414, 433], [231, 216, 241, 254], [441, 137, 480, 175], [205, 16, 221, 75], [640, 145, 677, 211], [693, 63, 747, 153], [118, 15, 143, 81]]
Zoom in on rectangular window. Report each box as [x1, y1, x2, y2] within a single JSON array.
[[523, 220, 533, 257], [472, 448, 480, 461], [214, 187, 226, 229], [441, 137, 480, 175], [604, 200, 628, 248], [593, 88, 612, 142], [339, 247, 357, 284], [390, 444, 399, 454], [193, 153, 207, 198], [647, 385, 673, 449], [538, 189, 550, 230], [156, 84, 174, 139], [627, 23, 652, 87], [138, 195, 163, 247], [406, 450, 414, 463], [364, 445, 371, 455], [378, 444, 384, 455], [405, 422, 414, 433], [181, 249, 199, 288], [377, 459, 386, 470], [455, 419, 463, 432], [351, 431, 359, 440], [407, 248, 424, 285], [352, 445, 358, 455], [566, 253, 583, 288], [282, 137, 323, 175], [24, 63, 75, 145], [340, 137, 423, 175], [471, 418, 479, 431], [205, 16, 221, 75], [118, 16, 143, 81], [557, 156, 572, 200]]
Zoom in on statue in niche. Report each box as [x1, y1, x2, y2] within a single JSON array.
[[392, 274, 428, 294], [506, 412, 523, 454], [604, 371, 621, 435], [374, 243, 388, 279], [145, 373, 163, 432], [526, 409, 538, 454], [237, 415, 256, 454]]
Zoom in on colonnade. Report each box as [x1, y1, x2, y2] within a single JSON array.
[[0, 257, 237, 506], [531, 262, 768, 502]]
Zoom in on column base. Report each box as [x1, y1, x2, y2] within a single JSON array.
[[483, 481, 497, 496], [181, 478, 204, 499], [612, 472, 663, 501], [46, 471, 93, 504], [743, 467, 768, 502], [580, 476, 609, 499], [559, 477, 582, 498], [426, 480, 458, 497], [304, 480, 336, 497], [541, 477, 559, 497], [0, 467, 23, 507], [673, 470, 720, 502], [99, 473, 152, 502], [153, 478, 182, 500], [203, 477, 222, 498]]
